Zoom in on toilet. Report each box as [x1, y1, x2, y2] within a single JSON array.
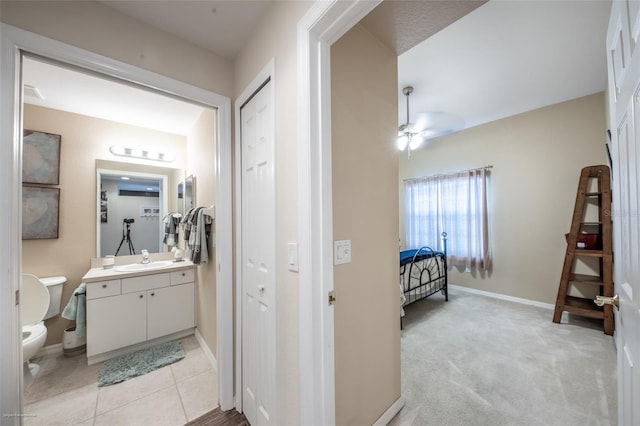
[[20, 274, 66, 380]]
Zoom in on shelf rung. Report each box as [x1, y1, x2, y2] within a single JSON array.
[[569, 274, 603, 285], [571, 249, 604, 257], [564, 296, 604, 319]]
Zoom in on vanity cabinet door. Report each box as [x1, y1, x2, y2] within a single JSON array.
[[147, 282, 195, 340], [87, 292, 147, 356]]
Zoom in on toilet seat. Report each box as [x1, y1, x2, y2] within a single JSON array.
[[20, 274, 50, 327], [22, 322, 46, 345]]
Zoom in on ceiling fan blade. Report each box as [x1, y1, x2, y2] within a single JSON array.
[[415, 112, 465, 140]]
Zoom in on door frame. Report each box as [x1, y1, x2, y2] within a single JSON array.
[[296, 1, 381, 424], [233, 59, 276, 413], [0, 23, 234, 418]]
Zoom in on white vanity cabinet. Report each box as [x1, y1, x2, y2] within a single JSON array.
[[85, 264, 196, 364]]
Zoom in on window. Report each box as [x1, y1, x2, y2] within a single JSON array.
[[404, 168, 491, 270]]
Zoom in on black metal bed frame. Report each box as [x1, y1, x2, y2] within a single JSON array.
[[400, 232, 448, 316]]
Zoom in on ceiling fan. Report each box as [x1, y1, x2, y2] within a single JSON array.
[[397, 86, 464, 154]]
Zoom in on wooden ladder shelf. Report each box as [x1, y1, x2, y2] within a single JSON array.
[[553, 165, 614, 335]]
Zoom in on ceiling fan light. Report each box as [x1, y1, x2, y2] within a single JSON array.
[[397, 135, 409, 151], [409, 134, 423, 150]]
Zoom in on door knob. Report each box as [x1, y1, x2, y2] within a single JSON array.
[[594, 294, 619, 310], [258, 284, 265, 293]]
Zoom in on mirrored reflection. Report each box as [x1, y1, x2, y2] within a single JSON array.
[[96, 159, 184, 257]]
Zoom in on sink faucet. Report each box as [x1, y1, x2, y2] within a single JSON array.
[[140, 249, 150, 264]]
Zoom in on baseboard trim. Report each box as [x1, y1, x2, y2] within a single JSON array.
[[449, 285, 556, 310], [373, 396, 404, 426], [195, 329, 218, 372]]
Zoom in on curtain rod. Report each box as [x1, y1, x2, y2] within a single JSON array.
[[403, 165, 493, 182]]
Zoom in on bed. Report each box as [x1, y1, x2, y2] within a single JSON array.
[[400, 233, 448, 318]]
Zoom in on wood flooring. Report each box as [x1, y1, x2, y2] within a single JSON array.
[[185, 407, 249, 426]]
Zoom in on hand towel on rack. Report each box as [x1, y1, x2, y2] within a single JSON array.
[[189, 207, 213, 264], [182, 207, 197, 242], [61, 282, 87, 337], [162, 213, 181, 247], [184, 207, 201, 262]]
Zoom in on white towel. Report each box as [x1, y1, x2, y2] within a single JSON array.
[[61, 283, 87, 337]]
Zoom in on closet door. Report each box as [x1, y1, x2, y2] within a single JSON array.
[[241, 79, 276, 426]]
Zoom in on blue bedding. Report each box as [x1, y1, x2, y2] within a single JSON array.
[[400, 248, 443, 267]]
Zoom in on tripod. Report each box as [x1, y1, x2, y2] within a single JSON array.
[[115, 219, 136, 256]]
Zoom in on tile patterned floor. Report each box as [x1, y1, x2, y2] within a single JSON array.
[[23, 335, 218, 426]]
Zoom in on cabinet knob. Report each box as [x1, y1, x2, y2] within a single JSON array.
[[102, 284, 107, 288], [258, 284, 265, 293], [151, 292, 155, 297], [139, 294, 144, 299], [181, 272, 186, 276]]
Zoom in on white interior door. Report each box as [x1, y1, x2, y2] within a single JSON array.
[[241, 79, 276, 426], [606, 2, 640, 424]]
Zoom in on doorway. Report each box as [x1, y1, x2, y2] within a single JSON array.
[[0, 24, 233, 419]]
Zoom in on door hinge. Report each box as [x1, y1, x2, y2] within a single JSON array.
[[328, 290, 336, 306], [15, 289, 20, 306]]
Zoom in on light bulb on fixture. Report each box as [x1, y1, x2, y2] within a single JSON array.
[[109, 145, 175, 163], [397, 134, 409, 151], [409, 133, 423, 151]]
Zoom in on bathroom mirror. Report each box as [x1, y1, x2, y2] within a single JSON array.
[[96, 159, 184, 257], [184, 175, 195, 213]]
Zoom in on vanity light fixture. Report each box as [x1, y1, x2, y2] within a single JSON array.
[[109, 145, 175, 163]]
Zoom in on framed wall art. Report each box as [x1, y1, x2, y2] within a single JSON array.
[[23, 129, 61, 185], [22, 186, 60, 240], [101, 190, 108, 223]]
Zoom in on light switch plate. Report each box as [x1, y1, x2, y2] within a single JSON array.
[[288, 242, 299, 272], [334, 240, 351, 265]]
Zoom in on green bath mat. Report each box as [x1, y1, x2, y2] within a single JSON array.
[[98, 340, 185, 387]]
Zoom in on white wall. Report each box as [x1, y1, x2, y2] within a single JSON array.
[[399, 92, 608, 305]]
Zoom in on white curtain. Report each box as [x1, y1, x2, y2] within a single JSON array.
[[404, 169, 491, 270]]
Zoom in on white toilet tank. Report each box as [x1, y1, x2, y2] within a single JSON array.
[[40, 276, 66, 320]]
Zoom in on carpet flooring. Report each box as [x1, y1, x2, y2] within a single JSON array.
[[389, 288, 617, 426]]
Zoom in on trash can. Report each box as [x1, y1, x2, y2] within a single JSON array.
[[62, 327, 86, 357]]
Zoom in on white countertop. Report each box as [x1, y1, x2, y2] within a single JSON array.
[[82, 260, 195, 282]]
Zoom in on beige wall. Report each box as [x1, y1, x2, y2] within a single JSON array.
[[233, 1, 312, 423], [0, 1, 233, 97], [331, 24, 400, 425], [186, 108, 217, 353], [399, 92, 608, 305], [23, 104, 186, 346]]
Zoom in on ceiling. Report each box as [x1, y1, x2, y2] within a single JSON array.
[[22, 0, 612, 138], [392, 0, 612, 132], [99, 0, 272, 61], [23, 56, 207, 136]]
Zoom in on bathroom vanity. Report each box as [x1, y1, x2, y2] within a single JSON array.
[[82, 260, 196, 364]]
